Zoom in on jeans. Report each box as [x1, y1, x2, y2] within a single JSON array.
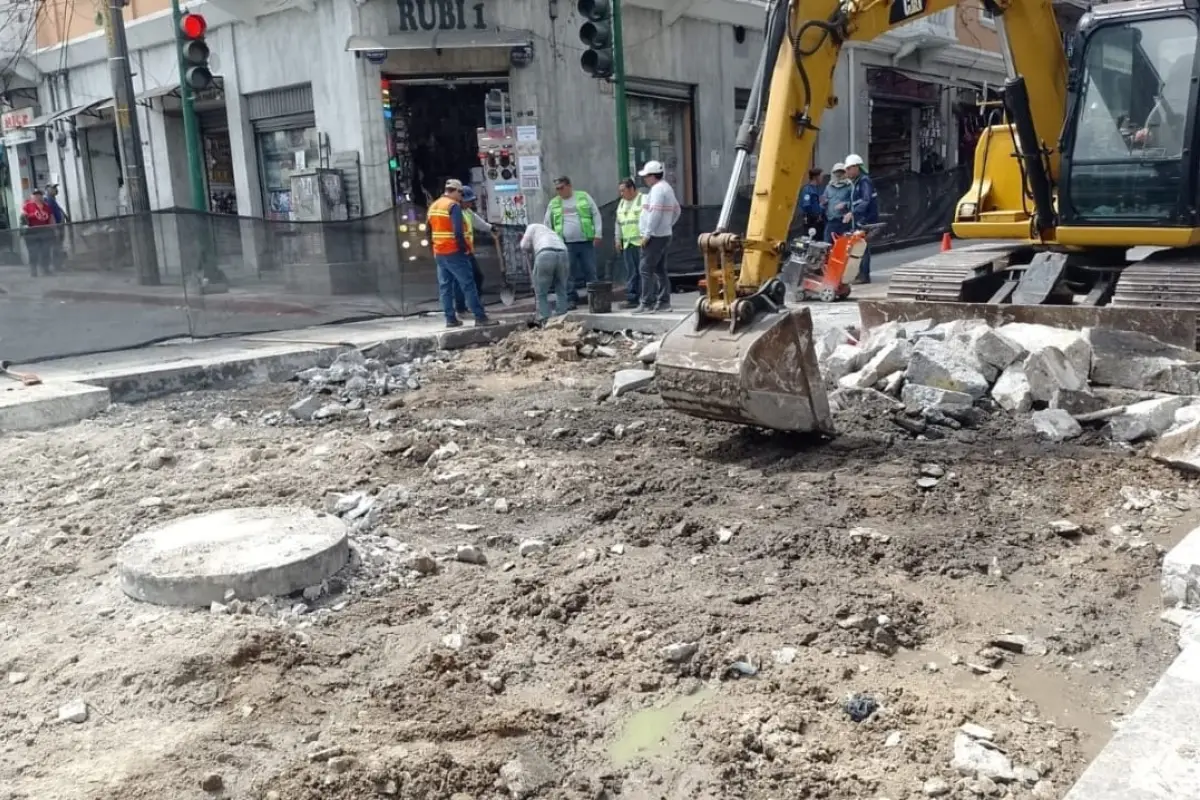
[[638, 235, 672, 309], [436, 253, 487, 322], [621, 245, 641, 305], [566, 241, 598, 300], [23, 227, 53, 277], [532, 248, 570, 321], [453, 255, 486, 312]]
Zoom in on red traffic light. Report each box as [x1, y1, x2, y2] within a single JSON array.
[[180, 13, 207, 39]]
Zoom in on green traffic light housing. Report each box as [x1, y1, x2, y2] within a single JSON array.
[[578, 0, 614, 78]]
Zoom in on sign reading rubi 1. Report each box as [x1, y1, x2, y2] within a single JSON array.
[[397, 0, 488, 31]]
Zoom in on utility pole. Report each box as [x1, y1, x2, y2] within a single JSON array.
[[102, 0, 159, 285], [171, 0, 207, 211], [611, 0, 631, 182]]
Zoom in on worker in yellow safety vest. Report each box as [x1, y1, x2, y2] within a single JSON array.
[[544, 175, 602, 309], [615, 178, 645, 309], [426, 179, 496, 328]]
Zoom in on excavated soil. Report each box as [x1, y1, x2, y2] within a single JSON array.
[[0, 323, 1195, 800]]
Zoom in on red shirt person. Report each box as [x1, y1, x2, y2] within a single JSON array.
[[22, 190, 53, 227]]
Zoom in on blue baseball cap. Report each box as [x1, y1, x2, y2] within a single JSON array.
[[461, 186, 477, 202]]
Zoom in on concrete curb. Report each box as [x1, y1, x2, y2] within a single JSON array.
[[1062, 525, 1200, 800], [0, 381, 111, 433], [567, 310, 686, 336]]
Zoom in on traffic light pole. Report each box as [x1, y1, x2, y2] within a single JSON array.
[[103, 0, 159, 285], [171, 0, 207, 211], [611, 0, 631, 181]]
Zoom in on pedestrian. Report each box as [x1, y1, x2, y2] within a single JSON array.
[[844, 153, 878, 284], [44, 183, 68, 271], [544, 176, 602, 310], [426, 179, 497, 328], [822, 162, 853, 244], [614, 178, 644, 309], [800, 167, 825, 242], [20, 189, 54, 277], [633, 160, 681, 314], [452, 185, 490, 315], [519, 222, 570, 323]]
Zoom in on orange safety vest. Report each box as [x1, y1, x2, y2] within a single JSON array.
[[427, 196, 470, 256]]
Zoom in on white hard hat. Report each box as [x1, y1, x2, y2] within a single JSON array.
[[637, 160, 665, 177], [844, 154, 864, 167], [831, 162, 846, 173]]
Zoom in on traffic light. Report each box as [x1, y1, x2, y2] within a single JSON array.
[[178, 12, 213, 93], [578, 0, 614, 79]]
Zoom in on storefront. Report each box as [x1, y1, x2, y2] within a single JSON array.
[[626, 78, 696, 204], [866, 68, 944, 179], [247, 84, 320, 221]]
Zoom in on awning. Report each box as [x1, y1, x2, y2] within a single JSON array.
[[95, 85, 182, 111], [23, 97, 112, 128], [345, 30, 532, 52]]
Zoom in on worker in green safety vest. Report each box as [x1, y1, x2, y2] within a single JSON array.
[[544, 175, 602, 309], [614, 178, 645, 309]]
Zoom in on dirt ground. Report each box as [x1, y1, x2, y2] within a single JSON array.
[[0, 323, 1196, 800]]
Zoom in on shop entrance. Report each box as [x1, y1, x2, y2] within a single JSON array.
[[384, 77, 509, 209]]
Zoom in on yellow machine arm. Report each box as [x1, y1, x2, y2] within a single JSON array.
[[703, 0, 1068, 321], [656, 0, 1069, 433]]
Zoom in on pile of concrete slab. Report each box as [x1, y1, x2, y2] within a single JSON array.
[[819, 318, 1200, 461]]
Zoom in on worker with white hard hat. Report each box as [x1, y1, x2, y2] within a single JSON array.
[[633, 159, 682, 314], [842, 154, 878, 284], [822, 162, 853, 244]]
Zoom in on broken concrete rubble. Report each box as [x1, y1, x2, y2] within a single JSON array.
[[1022, 347, 1087, 405], [1031, 409, 1082, 442], [901, 383, 973, 413], [612, 369, 656, 397], [840, 339, 913, 390], [991, 365, 1033, 413], [998, 323, 1093, 384], [1107, 396, 1192, 443], [1087, 327, 1200, 394], [1151, 420, 1200, 473], [904, 338, 990, 399]]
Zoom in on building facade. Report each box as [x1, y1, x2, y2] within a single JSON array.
[[3, 0, 1086, 236]]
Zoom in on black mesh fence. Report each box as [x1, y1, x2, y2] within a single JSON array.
[[0, 167, 968, 364]]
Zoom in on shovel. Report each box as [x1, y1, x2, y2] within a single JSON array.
[[0, 360, 42, 386]]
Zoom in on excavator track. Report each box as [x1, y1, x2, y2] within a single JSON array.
[[1110, 261, 1200, 348], [884, 245, 1026, 302]]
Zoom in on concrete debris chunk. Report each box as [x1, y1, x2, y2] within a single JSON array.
[[612, 369, 656, 397], [1107, 396, 1191, 443], [1176, 405, 1200, 427], [499, 751, 559, 799], [845, 339, 913, 390], [1050, 388, 1105, 416], [57, 698, 88, 724], [859, 321, 907, 363], [922, 777, 951, 797], [815, 326, 855, 362], [1151, 420, 1200, 473], [960, 723, 996, 741], [952, 731, 1015, 782], [1163, 534, 1200, 608], [904, 338, 990, 399], [1031, 408, 1082, 442], [518, 539, 549, 557], [964, 327, 1026, 380], [1022, 347, 1087, 405], [662, 641, 699, 663], [637, 340, 661, 364], [455, 544, 487, 565], [1086, 327, 1200, 393], [901, 383, 974, 413], [998, 322, 1093, 384], [288, 395, 325, 421], [990, 365, 1033, 413], [823, 344, 864, 382]]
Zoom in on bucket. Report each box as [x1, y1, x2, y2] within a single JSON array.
[[587, 281, 613, 314]]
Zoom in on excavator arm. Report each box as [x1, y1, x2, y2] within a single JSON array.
[[655, 0, 1069, 432]]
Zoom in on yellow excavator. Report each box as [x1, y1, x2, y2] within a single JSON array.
[[656, 0, 1200, 433]]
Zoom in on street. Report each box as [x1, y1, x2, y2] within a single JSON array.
[[0, 239, 975, 364]]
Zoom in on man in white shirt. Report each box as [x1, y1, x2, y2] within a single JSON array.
[[519, 223, 571, 322], [634, 160, 682, 313]]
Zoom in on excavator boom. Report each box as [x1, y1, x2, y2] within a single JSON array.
[[658, 0, 1070, 432]]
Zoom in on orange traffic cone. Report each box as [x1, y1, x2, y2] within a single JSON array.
[[940, 232, 953, 252]]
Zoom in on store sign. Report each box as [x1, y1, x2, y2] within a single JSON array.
[[397, 0, 488, 32], [2, 128, 37, 147], [1, 106, 34, 133]]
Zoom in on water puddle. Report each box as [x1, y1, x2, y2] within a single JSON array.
[[609, 687, 716, 767]]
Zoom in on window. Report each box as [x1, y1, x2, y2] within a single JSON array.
[[1066, 17, 1197, 220], [258, 127, 320, 221], [979, 5, 996, 27], [629, 93, 695, 203]]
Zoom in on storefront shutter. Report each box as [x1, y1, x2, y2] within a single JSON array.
[[625, 77, 693, 103], [247, 85, 316, 132]]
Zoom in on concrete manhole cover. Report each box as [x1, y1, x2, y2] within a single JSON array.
[[116, 506, 350, 607]]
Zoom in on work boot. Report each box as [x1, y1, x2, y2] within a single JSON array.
[[474, 317, 499, 328], [654, 303, 673, 313], [632, 306, 654, 315], [445, 318, 463, 328], [622, 300, 639, 309]]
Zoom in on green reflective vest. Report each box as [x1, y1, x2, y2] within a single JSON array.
[[548, 192, 595, 239], [616, 193, 643, 248]]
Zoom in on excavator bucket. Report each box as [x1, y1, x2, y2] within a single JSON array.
[[655, 306, 835, 434]]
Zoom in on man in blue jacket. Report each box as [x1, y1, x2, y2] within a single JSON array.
[[843, 154, 878, 284], [799, 167, 825, 241]]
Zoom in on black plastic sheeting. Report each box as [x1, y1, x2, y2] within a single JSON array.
[[0, 167, 968, 363]]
